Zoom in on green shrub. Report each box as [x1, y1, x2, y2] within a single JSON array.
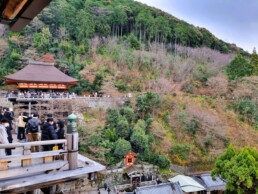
[[92, 74, 104, 92], [136, 92, 161, 120], [88, 134, 103, 147], [104, 128, 118, 142], [79, 144, 88, 153], [106, 108, 120, 129], [130, 128, 149, 153], [120, 106, 135, 124], [170, 144, 191, 160], [116, 117, 131, 139], [127, 33, 140, 50], [152, 153, 170, 169], [204, 139, 213, 148], [114, 139, 132, 159], [233, 99, 258, 123], [114, 80, 128, 92], [187, 119, 199, 135], [182, 83, 196, 94], [97, 44, 108, 55]]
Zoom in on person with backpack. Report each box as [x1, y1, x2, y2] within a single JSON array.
[[26, 113, 41, 152], [41, 117, 58, 151]]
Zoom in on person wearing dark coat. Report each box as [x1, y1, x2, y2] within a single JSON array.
[[2, 110, 13, 155], [3, 108, 14, 130], [56, 120, 65, 149], [41, 117, 58, 151]]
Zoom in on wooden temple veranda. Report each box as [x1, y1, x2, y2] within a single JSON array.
[[1, 58, 107, 193], [0, 115, 106, 194]]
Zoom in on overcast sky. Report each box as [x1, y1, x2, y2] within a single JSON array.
[[135, 0, 258, 53]]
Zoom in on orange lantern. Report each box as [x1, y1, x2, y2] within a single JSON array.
[[125, 152, 136, 166]]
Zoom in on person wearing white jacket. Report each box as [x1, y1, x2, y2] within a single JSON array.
[[0, 118, 10, 156]]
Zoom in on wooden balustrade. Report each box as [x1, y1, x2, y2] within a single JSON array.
[[0, 113, 104, 193], [0, 140, 69, 180]]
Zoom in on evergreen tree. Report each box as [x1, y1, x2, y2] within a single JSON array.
[[251, 48, 258, 75], [212, 145, 258, 194], [226, 54, 253, 80]]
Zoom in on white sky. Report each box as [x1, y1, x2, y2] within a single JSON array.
[[135, 0, 258, 53]]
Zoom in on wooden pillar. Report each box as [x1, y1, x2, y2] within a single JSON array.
[[66, 132, 78, 170], [66, 113, 78, 170]]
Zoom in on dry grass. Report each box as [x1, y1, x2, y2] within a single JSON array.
[[154, 95, 258, 167]]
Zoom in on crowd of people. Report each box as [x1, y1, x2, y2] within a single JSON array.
[[7, 90, 77, 99], [0, 108, 66, 156]]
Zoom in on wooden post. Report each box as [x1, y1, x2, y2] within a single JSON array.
[[0, 162, 8, 170], [28, 101, 31, 116], [66, 113, 78, 170], [22, 144, 32, 166]]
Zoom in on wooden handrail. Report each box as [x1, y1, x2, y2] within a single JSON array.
[[0, 139, 67, 149], [0, 150, 66, 162], [0, 113, 81, 186]]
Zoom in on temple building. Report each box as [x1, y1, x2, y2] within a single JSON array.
[[4, 59, 77, 91]]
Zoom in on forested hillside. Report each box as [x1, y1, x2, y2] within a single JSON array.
[[0, 0, 257, 170], [0, 0, 248, 85]]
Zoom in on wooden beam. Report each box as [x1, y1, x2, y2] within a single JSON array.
[[3, 0, 29, 19], [9, 0, 52, 32], [0, 150, 66, 162], [0, 161, 68, 180], [0, 140, 67, 149]]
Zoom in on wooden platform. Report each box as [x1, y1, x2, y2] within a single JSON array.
[[0, 135, 105, 193]]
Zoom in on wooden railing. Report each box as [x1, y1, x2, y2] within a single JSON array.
[[0, 140, 68, 181]]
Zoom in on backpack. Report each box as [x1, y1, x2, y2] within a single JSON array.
[[28, 118, 39, 133]]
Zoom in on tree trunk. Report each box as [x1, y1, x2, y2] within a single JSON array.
[[112, 23, 115, 38], [139, 26, 142, 43]]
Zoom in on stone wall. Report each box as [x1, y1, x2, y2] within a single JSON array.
[[72, 97, 123, 111], [62, 178, 96, 194], [0, 98, 13, 110], [29, 178, 98, 194]]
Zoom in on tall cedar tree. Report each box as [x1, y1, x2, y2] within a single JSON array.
[[251, 48, 258, 75]]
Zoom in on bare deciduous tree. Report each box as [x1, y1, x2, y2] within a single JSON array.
[[207, 74, 229, 97]]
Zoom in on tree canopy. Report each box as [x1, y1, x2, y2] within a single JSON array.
[[226, 54, 253, 80], [212, 145, 258, 194]]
